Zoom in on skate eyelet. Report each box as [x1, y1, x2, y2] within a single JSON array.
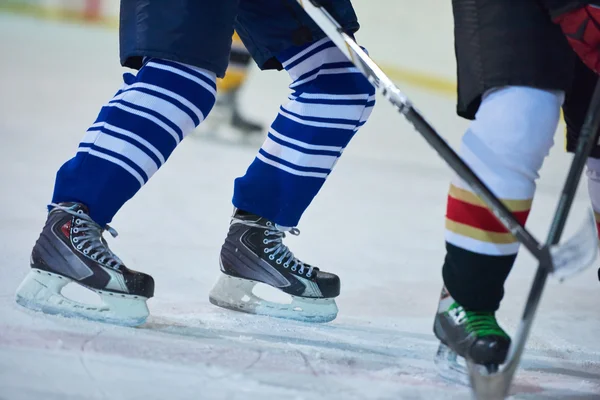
[[283, 263, 290, 268], [266, 222, 273, 227], [83, 249, 89, 254], [75, 219, 81, 225], [276, 259, 282, 264], [73, 238, 79, 243], [306, 273, 312, 278], [77, 245, 83, 250], [91, 254, 97, 260], [291, 267, 297, 272], [73, 228, 79, 233], [268, 255, 275, 261], [263, 239, 269, 244], [77, 210, 84, 214], [263, 248, 269, 254]]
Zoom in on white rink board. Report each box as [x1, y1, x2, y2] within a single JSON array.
[[0, 13, 599, 400]]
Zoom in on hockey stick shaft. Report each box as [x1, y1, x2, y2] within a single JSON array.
[[296, 0, 552, 266]]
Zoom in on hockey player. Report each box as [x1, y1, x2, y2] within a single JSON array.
[[197, 32, 265, 139], [434, 0, 600, 371], [15, 0, 375, 326]]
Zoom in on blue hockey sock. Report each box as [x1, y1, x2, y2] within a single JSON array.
[[52, 59, 217, 225], [233, 38, 375, 227]]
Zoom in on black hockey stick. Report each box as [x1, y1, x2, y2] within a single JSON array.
[[295, 0, 597, 276], [467, 81, 600, 400]]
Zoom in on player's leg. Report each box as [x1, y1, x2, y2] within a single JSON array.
[[209, 0, 375, 322], [15, 0, 236, 326], [434, 0, 576, 370], [563, 58, 600, 280]]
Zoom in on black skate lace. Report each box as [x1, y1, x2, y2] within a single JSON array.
[[50, 203, 123, 269], [232, 217, 315, 278]]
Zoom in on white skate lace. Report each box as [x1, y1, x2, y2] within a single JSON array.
[[232, 217, 315, 278], [49, 203, 123, 269]]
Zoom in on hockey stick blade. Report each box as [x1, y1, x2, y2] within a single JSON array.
[[549, 210, 598, 280]]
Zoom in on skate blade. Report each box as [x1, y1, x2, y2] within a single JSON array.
[[434, 343, 470, 386], [15, 269, 149, 327], [208, 274, 338, 323]]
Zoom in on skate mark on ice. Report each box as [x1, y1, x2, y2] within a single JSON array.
[[2, 315, 599, 398], [79, 330, 109, 400]]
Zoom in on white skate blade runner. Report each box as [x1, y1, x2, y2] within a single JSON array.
[[208, 274, 338, 323], [15, 269, 149, 327], [434, 343, 470, 386]]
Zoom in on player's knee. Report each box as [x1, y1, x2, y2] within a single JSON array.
[[284, 41, 375, 130], [465, 86, 564, 178], [126, 58, 218, 132]]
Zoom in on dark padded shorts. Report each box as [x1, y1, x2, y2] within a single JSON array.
[[119, 0, 359, 78], [452, 0, 600, 156]]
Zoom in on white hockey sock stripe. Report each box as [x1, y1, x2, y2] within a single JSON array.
[[145, 60, 217, 97], [110, 90, 196, 139], [284, 99, 368, 122], [261, 135, 340, 170], [120, 82, 206, 123], [278, 107, 357, 130], [256, 152, 330, 179], [268, 128, 344, 152], [88, 122, 166, 165], [281, 37, 331, 69], [77, 147, 146, 186], [289, 66, 361, 89], [104, 102, 181, 145]]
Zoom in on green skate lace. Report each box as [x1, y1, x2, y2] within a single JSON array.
[[448, 303, 509, 338]]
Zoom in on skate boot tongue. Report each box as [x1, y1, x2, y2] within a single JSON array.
[[233, 209, 316, 277], [50, 202, 122, 269], [265, 223, 315, 277]]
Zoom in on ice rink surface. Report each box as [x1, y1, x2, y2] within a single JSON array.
[[1, 12, 599, 400]]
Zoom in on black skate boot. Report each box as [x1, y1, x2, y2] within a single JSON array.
[[209, 209, 339, 322], [434, 288, 510, 377], [15, 202, 154, 326]]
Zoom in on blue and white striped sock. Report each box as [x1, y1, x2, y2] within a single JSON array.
[[233, 38, 375, 227], [52, 59, 217, 225]]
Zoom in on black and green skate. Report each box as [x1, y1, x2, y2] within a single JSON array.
[[433, 290, 511, 382]]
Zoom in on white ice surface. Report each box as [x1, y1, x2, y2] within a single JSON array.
[[0, 14, 599, 400]]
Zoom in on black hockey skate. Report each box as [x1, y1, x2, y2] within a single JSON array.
[[433, 288, 510, 382], [209, 209, 339, 322], [15, 202, 154, 326]]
